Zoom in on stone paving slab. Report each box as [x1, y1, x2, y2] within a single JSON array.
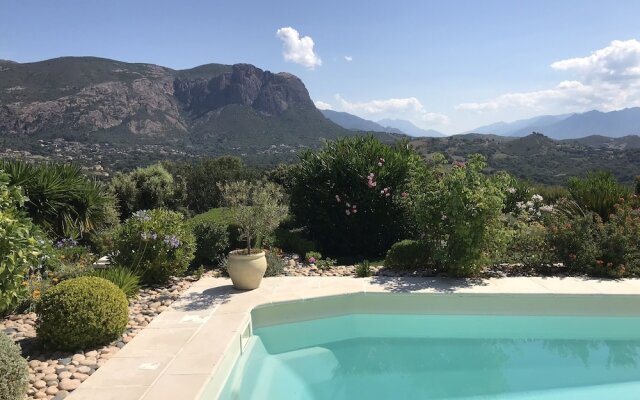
[[66, 276, 640, 400]]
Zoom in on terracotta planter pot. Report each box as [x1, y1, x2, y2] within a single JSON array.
[[227, 250, 267, 290]]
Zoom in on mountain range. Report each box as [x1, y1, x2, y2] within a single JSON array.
[[467, 108, 640, 139], [0, 56, 401, 158], [319, 110, 446, 137]]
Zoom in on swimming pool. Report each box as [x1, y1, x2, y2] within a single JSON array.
[[211, 293, 640, 399]]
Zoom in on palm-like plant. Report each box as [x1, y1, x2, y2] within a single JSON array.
[[0, 159, 118, 239]]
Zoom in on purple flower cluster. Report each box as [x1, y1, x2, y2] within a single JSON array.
[[163, 235, 182, 249], [140, 231, 158, 240], [133, 210, 151, 222], [54, 238, 78, 248]]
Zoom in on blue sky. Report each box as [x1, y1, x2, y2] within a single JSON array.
[[2, 0, 640, 134]]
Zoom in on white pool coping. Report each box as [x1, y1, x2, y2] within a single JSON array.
[[66, 276, 640, 400]]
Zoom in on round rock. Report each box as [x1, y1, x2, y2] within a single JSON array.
[[58, 378, 81, 391]]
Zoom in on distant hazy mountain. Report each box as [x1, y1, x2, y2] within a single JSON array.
[[467, 108, 640, 139], [377, 119, 446, 137], [468, 114, 571, 136], [320, 110, 404, 135]]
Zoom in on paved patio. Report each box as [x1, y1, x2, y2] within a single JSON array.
[[66, 276, 640, 400]]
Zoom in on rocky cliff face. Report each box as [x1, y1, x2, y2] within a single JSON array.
[[173, 64, 315, 117], [0, 57, 325, 141]]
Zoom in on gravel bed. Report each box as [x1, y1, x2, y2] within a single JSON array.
[[1, 274, 208, 400]]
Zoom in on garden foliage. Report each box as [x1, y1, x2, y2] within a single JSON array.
[[0, 160, 118, 239], [166, 156, 258, 214], [408, 154, 509, 276], [219, 181, 288, 253], [290, 136, 421, 257], [0, 171, 50, 315], [384, 240, 431, 270], [0, 333, 28, 400], [191, 221, 230, 267], [567, 171, 630, 221], [91, 267, 141, 298], [111, 209, 195, 284], [36, 276, 129, 350], [111, 164, 180, 219]]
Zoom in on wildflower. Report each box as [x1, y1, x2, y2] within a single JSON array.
[[367, 173, 377, 188], [308, 257, 316, 264], [378, 157, 385, 167], [596, 260, 604, 267], [164, 235, 182, 249], [401, 192, 408, 198], [345, 209, 351, 215], [346, 202, 351, 207], [32, 289, 41, 300], [335, 195, 341, 203], [507, 187, 517, 194], [133, 210, 151, 221]]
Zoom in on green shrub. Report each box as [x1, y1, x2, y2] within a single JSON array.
[[531, 184, 569, 204], [165, 156, 258, 214], [567, 171, 630, 221], [409, 154, 509, 276], [502, 175, 531, 214], [191, 221, 230, 267], [289, 136, 422, 258], [356, 260, 372, 277], [36, 276, 129, 350], [266, 163, 297, 193], [111, 163, 179, 219], [274, 228, 317, 255], [548, 212, 602, 272], [0, 160, 118, 239], [0, 333, 28, 400], [265, 250, 286, 277], [506, 221, 552, 267], [111, 209, 196, 284], [219, 181, 288, 253], [0, 171, 51, 315], [91, 267, 141, 298], [305, 251, 322, 264], [189, 207, 243, 249], [384, 240, 431, 270], [594, 204, 640, 277], [547, 204, 640, 278], [316, 258, 337, 270]]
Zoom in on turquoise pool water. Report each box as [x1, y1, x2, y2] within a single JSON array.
[[219, 314, 640, 399]]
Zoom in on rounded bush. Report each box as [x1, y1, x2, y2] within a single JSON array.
[[112, 209, 195, 284], [36, 277, 129, 351], [384, 240, 431, 270], [0, 333, 28, 400], [191, 221, 230, 266]]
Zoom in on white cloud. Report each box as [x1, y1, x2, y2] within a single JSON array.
[[457, 39, 640, 114], [344, 56, 353, 62], [551, 39, 640, 83], [324, 94, 449, 126], [276, 27, 322, 69], [314, 100, 333, 110]]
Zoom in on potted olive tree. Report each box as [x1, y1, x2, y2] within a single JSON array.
[[220, 180, 288, 289]]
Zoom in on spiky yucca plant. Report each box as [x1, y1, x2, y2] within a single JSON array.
[[0, 159, 118, 239]]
